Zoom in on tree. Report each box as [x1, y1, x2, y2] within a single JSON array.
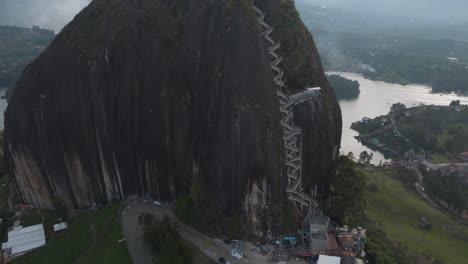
[[326, 156, 367, 223], [390, 103, 406, 113], [144, 217, 191, 264], [358, 151, 373, 165], [449, 100, 461, 107]]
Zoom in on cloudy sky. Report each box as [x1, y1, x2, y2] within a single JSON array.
[[0, 0, 91, 32], [297, 0, 468, 22], [2, 0, 468, 32]]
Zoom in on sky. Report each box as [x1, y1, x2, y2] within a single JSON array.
[[297, 0, 468, 23], [2, 0, 468, 32], [0, 0, 91, 32]]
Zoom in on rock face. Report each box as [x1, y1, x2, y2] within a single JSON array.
[[4, 0, 341, 236]]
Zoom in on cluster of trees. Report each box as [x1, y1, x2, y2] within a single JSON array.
[[327, 74, 361, 100], [326, 156, 367, 223], [398, 106, 468, 156], [450, 100, 462, 106], [143, 216, 192, 264], [176, 178, 241, 238], [325, 156, 412, 263], [346, 151, 374, 165], [423, 170, 468, 210]]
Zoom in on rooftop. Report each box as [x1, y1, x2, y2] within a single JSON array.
[[53, 222, 68, 232], [2, 224, 46, 256], [310, 214, 330, 226], [317, 255, 341, 264]]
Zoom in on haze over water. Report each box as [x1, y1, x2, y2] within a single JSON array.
[[333, 72, 468, 164]]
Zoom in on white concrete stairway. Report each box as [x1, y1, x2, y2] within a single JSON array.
[[251, 1, 321, 213]]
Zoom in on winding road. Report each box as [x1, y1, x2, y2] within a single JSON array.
[[119, 197, 270, 264]]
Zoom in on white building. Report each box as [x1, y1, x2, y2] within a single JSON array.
[[317, 255, 341, 264], [2, 224, 46, 257], [53, 222, 68, 232]]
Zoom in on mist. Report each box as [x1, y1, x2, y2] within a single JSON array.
[[297, 0, 468, 24], [0, 0, 91, 32]]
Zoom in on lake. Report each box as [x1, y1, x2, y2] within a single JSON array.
[[333, 71, 468, 164]]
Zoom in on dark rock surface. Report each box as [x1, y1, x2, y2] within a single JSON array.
[[4, 0, 341, 236]]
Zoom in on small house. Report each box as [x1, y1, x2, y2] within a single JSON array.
[[53, 222, 68, 232]]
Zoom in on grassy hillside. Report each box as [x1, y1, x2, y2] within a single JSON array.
[[10, 203, 130, 264], [362, 168, 468, 264]]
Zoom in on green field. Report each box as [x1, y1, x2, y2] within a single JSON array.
[[362, 168, 468, 264], [429, 153, 451, 164], [10, 203, 131, 264]]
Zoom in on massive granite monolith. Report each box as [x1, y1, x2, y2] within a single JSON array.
[[4, 0, 341, 237]]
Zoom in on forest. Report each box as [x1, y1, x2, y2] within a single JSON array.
[[315, 31, 468, 94], [327, 74, 360, 100]]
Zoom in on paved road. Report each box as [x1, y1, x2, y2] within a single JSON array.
[[120, 198, 155, 264], [422, 160, 468, 170], [120, 197, 270, 264]]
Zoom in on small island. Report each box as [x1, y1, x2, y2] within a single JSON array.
[[327, 74, 361, 100]]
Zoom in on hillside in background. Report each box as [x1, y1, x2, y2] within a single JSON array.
[[0, 0, 90, 32], [297, 2, 468, 94], [0, 26, 55, 97], [297, 0, 468, 26]]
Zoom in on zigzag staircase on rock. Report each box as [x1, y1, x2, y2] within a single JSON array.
[[251, 1, 321, 214]]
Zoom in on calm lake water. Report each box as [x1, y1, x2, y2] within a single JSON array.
[[332, 71, 468, 164]]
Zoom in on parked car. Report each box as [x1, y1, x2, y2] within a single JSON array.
[[154, 200, 161, 205], [223, 239, 232, 245], [218, 257, 228, 264]]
